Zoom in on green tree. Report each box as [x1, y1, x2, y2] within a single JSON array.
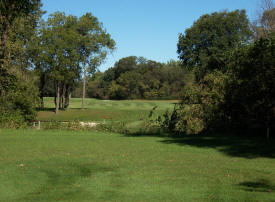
[[162, 10, 254, 135], [177, 10, 252, 81], [0, 0, 41, 68], [224, 33, 275, 136], [76, 13, 115, 109], [39, 12, 81, 114], [88, 57, 186, 100], [0, 0, 42, 125], [117, 71, 143, 99], [252, 0, 275, 39], [86, 72, 105, 99]]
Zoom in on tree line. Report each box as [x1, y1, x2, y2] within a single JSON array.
[[0, 0, 274, 137], [161, 4, 275, 137], [71, 57, 187, 100]]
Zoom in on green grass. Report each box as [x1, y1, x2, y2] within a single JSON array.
[[3, 98, 275, 201], [38, 97, 177, 123], [0, 129, 274, 201], [37, 97, 177, 132]]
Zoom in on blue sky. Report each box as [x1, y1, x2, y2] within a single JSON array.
[[42, 0, 258, 72]]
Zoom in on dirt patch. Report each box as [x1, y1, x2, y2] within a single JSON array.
[[79, 122, 98, 127]]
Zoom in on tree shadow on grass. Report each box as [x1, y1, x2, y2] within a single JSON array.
[[124, 127, 168, 138], [36, 107, 55, 112], [37, 107, 85, 111], [238, 179, 275, 192], [159, 133, 275, 159], [16, 160, 116, 201]]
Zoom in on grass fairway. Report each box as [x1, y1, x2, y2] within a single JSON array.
[[0, 129, 274, 201], [37, 97, 177, 123]]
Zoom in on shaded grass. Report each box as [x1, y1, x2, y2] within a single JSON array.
[[0, 129, 274, 201], [159, 133, 275, 159], [238, 179, 275, 193]]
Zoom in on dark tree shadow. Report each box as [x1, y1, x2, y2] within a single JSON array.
[[36, 107, 92, 115], [36, 107, 56, 112], [238, 179, 275, 192], [37, 107, 88, 112], [125, 129, 168, 138], [159, 133, 275, 159], [14, 161, 116, 201]]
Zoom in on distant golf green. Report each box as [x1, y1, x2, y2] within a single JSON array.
[[37, 97, 178, 123]]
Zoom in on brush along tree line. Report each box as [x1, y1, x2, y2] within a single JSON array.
[[161, 7, 275, 136], [0, 0, 274, 136]]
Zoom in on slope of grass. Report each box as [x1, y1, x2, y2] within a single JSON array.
[[37, 97, 177, 123], [0, 129, 274, 201]]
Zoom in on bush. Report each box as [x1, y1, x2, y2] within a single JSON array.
[[159, 70, 228, 135], [0, 69, 39, 127], [224, 33, 275, 134], [163, 34, 275, 136]]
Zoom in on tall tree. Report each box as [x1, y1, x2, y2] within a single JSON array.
[[0, 0, 41, 69], [39, 12, 115, 113], [225, 32, 275, 136], [253, 0, 275, 39], [40, 12, 80, 114], [76, 13, 115, 110], [0, 0, 42, 124], [177, 10, 252, 81]]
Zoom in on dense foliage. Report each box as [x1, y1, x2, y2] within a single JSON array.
[[73, 57, 188, 100], [224, 33, 275, 134], [163, 9, 275, 137], [177, 10, 252, 81], [0, 0, 42, 126], [35, 12, 115, 114]]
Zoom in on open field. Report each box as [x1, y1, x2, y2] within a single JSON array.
[[3, 98, 275, 201], [37, 98, 178, 129], [0, 129, 274, 201]]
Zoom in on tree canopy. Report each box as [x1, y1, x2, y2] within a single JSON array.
[[177, 10, 252, 80], [0, 0, 42, 67], [164, 9, 275, 136], [38, 12, 115, 113], [80, 57, 188, 100], [0, 0, 42, 125]]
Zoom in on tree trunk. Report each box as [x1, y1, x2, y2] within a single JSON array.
[[39, 72, 45, 109], [40, 96, 44, 109], [59, 99, 62, 109], [59, 84, 62, 109], [65, 85, 71, 109], [63, 83, 66, 109], [55, 81, 60, 114], [81, 67, 86, 110], [60, 82, 66, 109]]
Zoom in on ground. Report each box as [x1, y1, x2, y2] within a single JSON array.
[[38, 97, 177, 122], [0, 98, 274, 201]]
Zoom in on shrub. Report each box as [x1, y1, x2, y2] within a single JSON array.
[[0, 70, 39, 127], [159, 70, 228, 135]]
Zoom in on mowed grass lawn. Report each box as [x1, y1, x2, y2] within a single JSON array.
[[0, 129, 274, 201], [37, 97, 177, 123]]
